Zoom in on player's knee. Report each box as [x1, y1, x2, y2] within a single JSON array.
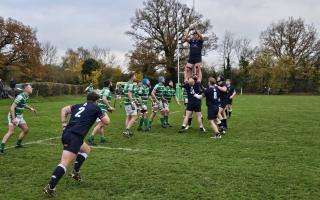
[[23, 128, 29, 134]]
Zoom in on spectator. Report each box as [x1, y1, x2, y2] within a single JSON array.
[[0, 78, 4, 99], [10, 78, 16, 97]]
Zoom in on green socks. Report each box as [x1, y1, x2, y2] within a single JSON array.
[[0, 143, 5, 151], [160, 117, 165, 125], [164, 116, 169, 125], [138, 118, 144, 128], [87, 134, 95, 142], [16, 139, 22, 146], [143, 119, 149, 127]]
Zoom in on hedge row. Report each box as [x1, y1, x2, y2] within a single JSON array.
[[31, 82, 84, 96]]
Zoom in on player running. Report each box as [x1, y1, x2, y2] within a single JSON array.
[[122, 73, 137, 137], [0, 83, 37, 154], [226, 79, 236, 119], [43, 92, 109, 197], [163, 80, 180, 127], [183, 28, 204, 80], [87, 80, 114, 145], [194, 77, 222, 139], [136, 79, 150, 131], [179, 68, 205, 133], [148, 76, 167, 129]]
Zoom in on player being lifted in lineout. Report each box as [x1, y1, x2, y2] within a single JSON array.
[[183, 24, 204, 80]]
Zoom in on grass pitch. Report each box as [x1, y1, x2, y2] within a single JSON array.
[[0, 95, 319, 200]]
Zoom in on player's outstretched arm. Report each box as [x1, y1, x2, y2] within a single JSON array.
[[25, 104, 37, 113], [195, 29, 204, 40], [102, 96, 114, 111], [61, 106, 72, 128], [183, 31, 190, 43], [230, 90, 237, 99]]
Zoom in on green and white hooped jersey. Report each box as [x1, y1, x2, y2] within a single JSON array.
[[164, 86, 176, 103], [98, 87, 111, 112], [136, 85, 150, 106], [123, 81, 136, 106], [153, 82, 166, 101], [14, 93, 29, 116], [85, 86, 94, 93]]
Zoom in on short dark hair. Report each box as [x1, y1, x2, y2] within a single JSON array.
[[129, 72, 135, 79], [104, 80, 111, 87], [87, 92, 99, 102], [218, 75, 225, 82], [22, 83, 31, 89]]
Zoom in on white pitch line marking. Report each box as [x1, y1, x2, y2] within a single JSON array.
[[5, 136, 60, 150]]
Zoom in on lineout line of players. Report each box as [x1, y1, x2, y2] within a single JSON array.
[[0, 72, 235, 197], [0, 72, 236, 154]]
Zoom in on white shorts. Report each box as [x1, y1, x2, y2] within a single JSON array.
[[8, 113, 26, 126], [125, 104, 137, 116], [152, 100, 168, 112], [96, 112, 108, 123]]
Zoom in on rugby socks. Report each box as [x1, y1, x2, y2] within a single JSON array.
[[0, 143, 5, 152], [16, 139, 22, 147], [143, 119, 149, 128], [229, 110, 232, 118], [188, 117, 192, 126], [217, 120, 223, 130], [48, 164, 66, 189], [138, 117, 144, 128], [164, 116, 169, 125], [160, 117, 165, 126], [148, 120, 153, 127], [87, 134, 95, 143], [222, 119, 228, 129], [74, 153, 88, 173]]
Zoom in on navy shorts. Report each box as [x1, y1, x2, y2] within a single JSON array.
[[61, 131, 84, 154], [187, 56, 202, 65], [187, 103, 201, 113], [207, 105, 219, 120], [227, 98, 233, 105], [219, 101, 227, 109]]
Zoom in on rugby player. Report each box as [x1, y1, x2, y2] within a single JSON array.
[[226, 79, 236, 119], [87, 80, 114, 145], [0, 83, 37, 154], [183, 28, 204, 80], [148, 76, 167, 129], [136, 79, 150, 131], [194, 77, 222, 139], [217, 76, 228, 132], [84, 83, 94, 94], [179, 68, 205, 133], [43, 92, 109, 197], [163, 80, 180, 127], [122, 73, 137, 137]]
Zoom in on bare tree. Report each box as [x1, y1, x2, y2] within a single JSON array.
[[218, 31, 235, 77], [126, 0, 218, 80], [234, 37, 255, 64], [41, 41, 58, 65], [90, 46, 117, 67], [260, 17, 320, 65]]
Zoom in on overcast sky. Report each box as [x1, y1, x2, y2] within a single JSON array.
[[1, 0, 320, 67]]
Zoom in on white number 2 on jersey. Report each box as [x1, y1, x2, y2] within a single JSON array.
[[75, 107, 85, 118]]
